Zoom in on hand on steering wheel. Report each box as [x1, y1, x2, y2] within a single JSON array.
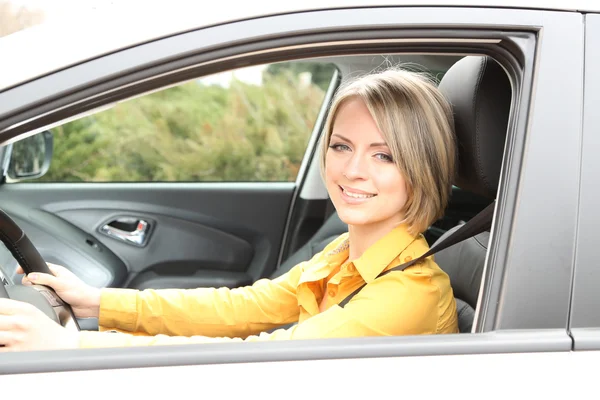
[[0, 208, 88, 351], [20, 263, 101, 319]]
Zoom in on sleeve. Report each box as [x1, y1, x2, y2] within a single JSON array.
[[79, 270, 443, 348], [95, 260, 306, 339]]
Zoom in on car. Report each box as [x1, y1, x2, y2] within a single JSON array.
[[0, 0, 599, 396]]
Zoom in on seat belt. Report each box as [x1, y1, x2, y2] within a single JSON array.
[[338, 200, 496, 308]]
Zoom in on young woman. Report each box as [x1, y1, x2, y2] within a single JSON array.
[[0, 68, 458, 350]]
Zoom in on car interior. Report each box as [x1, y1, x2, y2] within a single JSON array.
[[0, 52, 512, 335]]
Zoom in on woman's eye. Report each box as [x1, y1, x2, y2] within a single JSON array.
[[329, 143, 350, 152], [375, 153, 393, 162]]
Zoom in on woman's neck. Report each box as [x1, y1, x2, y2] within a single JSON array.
[[347, 218, 404, 261]]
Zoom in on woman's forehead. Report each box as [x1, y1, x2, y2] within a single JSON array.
[[332, 98, 387, 144]]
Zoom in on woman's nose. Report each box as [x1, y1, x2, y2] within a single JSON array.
[[343, 153, 368, 180]]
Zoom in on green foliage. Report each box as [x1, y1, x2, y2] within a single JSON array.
[[34, 63, 336, 183]]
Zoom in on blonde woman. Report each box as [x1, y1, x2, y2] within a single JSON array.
[[0, 69, 458, 350]]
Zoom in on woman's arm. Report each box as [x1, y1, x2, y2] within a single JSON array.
[[79, 266, 454, 348], [97, 263, 304, 339]]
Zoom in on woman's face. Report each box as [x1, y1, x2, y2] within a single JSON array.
[[325, 97, 409, 231]]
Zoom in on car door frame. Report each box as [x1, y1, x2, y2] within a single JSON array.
[[569, 11, 600, 350], [0, 5, 584, 382]]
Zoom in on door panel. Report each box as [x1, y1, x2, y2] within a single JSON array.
[[0, 204, 125, 288], [0, 183, 294, 290]]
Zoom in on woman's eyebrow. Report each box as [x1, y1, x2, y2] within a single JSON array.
[[331, 133, 352, 143], [331, 133, 388, 148], [370, 142, 389, 148]]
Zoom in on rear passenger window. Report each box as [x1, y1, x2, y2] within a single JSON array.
[[10, 61, 336, 183]]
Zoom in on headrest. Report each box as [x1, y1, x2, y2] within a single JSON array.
[[438, 56, 512, 199]]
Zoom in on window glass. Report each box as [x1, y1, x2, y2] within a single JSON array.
[[13, 61, 336, 183]]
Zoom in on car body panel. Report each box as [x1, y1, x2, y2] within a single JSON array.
[[570, 12, 600, 349]]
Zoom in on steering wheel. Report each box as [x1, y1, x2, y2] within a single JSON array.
[[0, 209, 80, 331]]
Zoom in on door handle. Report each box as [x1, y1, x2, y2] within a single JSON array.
[[99, 217, 151, 246]]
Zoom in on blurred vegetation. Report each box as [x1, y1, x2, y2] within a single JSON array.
[[28, 63, 336, 183]]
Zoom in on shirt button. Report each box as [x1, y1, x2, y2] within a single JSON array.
[[404, 256, 413, 262], [328, 289, 337, 297], [347, 264, 356, 273]]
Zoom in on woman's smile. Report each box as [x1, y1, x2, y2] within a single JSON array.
[[339, 185, 377, 204]]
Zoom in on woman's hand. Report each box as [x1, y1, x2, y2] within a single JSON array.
[[0, 298, 79, 351], [18, 263, 101, 319]]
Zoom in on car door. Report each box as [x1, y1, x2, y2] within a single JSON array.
[[0, 4, 588, 396], [0, 59, 338, 292]]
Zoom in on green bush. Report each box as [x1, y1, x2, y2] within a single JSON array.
[[38, 64, 335, 183]]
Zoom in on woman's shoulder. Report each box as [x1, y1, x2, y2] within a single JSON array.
[[398, 235, 431, 268], [398, 235, 451, 280]]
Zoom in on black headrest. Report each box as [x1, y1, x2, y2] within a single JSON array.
[[438, 56, 512, 199]]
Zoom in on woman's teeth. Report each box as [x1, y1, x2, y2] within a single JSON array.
[[343, 188, 375, 199]]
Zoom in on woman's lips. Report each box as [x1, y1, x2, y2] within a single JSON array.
[[339, 185, 376, 204]]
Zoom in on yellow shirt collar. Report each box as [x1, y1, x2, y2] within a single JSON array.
[[325, 224, 419, 283]]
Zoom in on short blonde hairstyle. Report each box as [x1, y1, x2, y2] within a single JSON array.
[[320, 68, 456, 235]]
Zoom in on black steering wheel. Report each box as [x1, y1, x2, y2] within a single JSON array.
[[0, 209, 80, 331]]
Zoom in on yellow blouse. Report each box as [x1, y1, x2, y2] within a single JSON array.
[[79, 224, 458, 348]]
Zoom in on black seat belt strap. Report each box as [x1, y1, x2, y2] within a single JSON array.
[[338, 200, 496, 308]]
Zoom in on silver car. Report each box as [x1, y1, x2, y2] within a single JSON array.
[[0, 1, 598, 397]]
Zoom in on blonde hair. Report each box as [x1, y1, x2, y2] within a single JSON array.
[[320, 68, 456, 235]]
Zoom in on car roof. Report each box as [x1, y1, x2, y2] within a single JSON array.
[[0, 0, 596, 92]]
